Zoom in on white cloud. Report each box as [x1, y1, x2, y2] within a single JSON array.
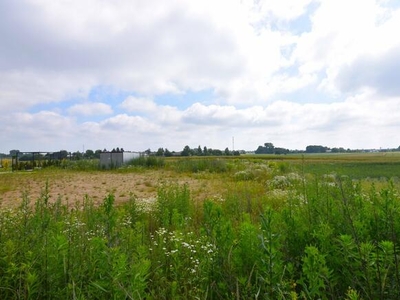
[[1, 0, 400, 153], [292, 0, 400, 96], [1, 111, 77, 151], [0, 70, 94, 112], [68, 102, 113, 116], [99, 114, 161, 132], [2, 90, 399, 153], [120, 96, 157, 113], [0, 0, 289, 106], [244, 0, 315, 24]]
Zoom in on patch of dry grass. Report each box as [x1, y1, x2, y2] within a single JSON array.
[[0, 169, 230, 208]]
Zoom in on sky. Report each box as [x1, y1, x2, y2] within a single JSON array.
[[1, 0, 400, 153]]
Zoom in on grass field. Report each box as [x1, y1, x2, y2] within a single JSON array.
[[1, 153, 400, 299]]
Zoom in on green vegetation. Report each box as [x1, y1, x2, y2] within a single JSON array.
[[126, 156, 165, 168], [172, 157, 229, 173], [2, 153, 400, 298]]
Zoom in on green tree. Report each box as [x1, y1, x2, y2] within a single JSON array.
[[264, 142, 275, 154], [255, 142, 275, 154], [224, 147, 230, 156], [197, 145, 203, 156], [182, 145, 191, 156], [9, 149, 20, 156], [94, 149, 102, 159], [72, 151, 83, 160], [59, 150, 69, 159], [85, 149, 94, 159], [164, 148, 172, 157], [211, 149, 222, 156], [306, 145, 328, 153], [156, 148, 165, 156], [274, 147, 288, 155], [203, 146, 208, 156]]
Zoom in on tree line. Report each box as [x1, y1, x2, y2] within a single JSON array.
[[154, 145, 241, 157], [3, 143, 400, 161], [255, 142, 400, 154]]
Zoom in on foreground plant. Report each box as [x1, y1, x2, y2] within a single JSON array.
[[1, 172, 400, 299]]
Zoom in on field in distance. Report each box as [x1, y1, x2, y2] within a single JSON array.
[[1, 151, 400, 208], [2, 152, 400, 298]]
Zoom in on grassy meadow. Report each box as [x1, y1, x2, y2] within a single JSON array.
[[1, 153, 400, 299]]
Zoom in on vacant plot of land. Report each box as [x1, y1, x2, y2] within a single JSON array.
[[2, 152, 400, 208], [0, 169, 224, 208], [2, 153, 400, 299]]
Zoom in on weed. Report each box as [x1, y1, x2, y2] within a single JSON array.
[[1, 155, 400, 298]]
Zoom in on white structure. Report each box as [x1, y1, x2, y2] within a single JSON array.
[[100, 151, 141, 169]]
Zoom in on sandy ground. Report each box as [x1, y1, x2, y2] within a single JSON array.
[[0, 170, 222, 208]]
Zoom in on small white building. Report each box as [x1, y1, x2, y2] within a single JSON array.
[[100, 151, 141, 169]]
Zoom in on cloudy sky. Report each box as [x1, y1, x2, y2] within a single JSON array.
[[1, 0, 400, 153]]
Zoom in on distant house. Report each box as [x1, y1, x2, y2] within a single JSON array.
[[100, 151, 141, 169]]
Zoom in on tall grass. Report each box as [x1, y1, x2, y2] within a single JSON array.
[[2, 162, 400, 298], [126, 156, 165, 169], [173, 158, 228, 173]]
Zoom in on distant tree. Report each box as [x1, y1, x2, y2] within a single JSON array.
[[85, 149, 94, 159], [72, 151, 83, 160], [59, 150, 69, 159], [9, 150, 20, 156], [306, 145, 328, 153], [255, 142, 275, 154], [144, 149, 151, 155], [94, 149, 102, 159], [156, 148, 164, 156], [203, 146, 208, 156], [264, 143, 275, 154], [182, 145, 191, 156], [224, 147, 230, 156], [274, 147, 289, 155], [164, 148, 172, 157], [255, 145, 265, 154], [197, 145, 203, 156], [331, 147, 346, 153], [212, 149, 223, 156], [255, 142, 289, 154]]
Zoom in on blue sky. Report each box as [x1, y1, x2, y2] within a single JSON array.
[[1, 0, 400, 153]]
